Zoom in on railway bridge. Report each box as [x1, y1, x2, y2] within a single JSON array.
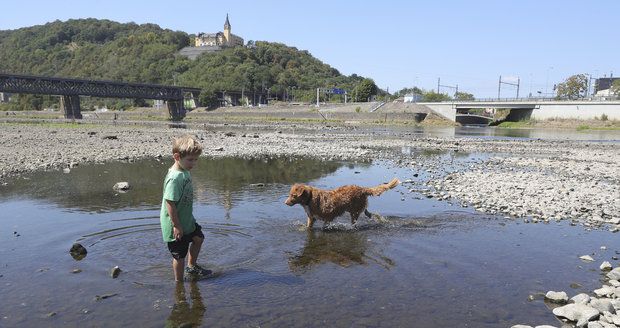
[[0, 73, 201, 120]]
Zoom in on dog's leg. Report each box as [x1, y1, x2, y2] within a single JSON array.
[[306, 216, 315, 229], [364, 209, 373, 218], [350, 212, 361, 225]]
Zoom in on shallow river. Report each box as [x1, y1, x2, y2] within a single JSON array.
[[0, 128, 618, 327]]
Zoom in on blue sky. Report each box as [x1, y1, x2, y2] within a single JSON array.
[[2, 0, 618, 98]]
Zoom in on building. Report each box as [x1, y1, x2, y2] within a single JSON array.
[[594, 77, 619, 93], [194, 14, 244, 48], [404, 93, 422, 103]]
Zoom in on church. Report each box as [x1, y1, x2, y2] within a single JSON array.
[[194, 14, 244, 48]]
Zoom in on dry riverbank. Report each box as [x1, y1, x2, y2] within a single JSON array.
[[1, 119, 618, 231]]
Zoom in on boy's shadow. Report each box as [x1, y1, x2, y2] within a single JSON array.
[[165, 282, 205, 328], [288, 228, 395, 273]]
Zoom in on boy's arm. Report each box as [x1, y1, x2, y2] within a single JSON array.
[[165, 200, 184, 240]]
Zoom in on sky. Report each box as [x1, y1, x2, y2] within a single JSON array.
[[1, 0, 619, 98]]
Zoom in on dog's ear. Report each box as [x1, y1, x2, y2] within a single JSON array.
[[301, 186, 311, 198]]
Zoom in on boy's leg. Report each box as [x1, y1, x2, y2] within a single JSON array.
[[168, 239, 191, 281], [187, 224, 205, 268], [187, 235, 203, 267], [172, 257, 185, 282]]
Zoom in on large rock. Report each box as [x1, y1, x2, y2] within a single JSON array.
[[600, 261, 613, 271], [590, 298, 615, 314], [552, 304, 599, 327], [545, 290, 568, 304], [594, 286, 615, 298], [606, 267, 620, 280], [571, 293, 591, 305]]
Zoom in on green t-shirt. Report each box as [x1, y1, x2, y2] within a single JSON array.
[[160, 168, 196, 242]]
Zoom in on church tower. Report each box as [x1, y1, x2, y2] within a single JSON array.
[[223, 14, 231, 45]]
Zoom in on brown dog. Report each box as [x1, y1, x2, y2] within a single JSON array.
[[284, 178, 400, 228]]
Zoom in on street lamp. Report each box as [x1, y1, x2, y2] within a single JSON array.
[[544, 66, 553, 98]]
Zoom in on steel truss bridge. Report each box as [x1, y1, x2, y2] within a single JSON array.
[[0, 73, 201, 120]]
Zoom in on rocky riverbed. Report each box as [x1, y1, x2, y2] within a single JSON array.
[[1, 121, 618, 230], [1, 120, 619, 327]]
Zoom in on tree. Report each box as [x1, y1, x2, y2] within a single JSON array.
[[353, 78, 378, 102], [611, 80, 620, 96], [455, 91, 475, 100], [555, 74, 588, 99], [422, 91, 451, 102], [393, 86, 424, 99]]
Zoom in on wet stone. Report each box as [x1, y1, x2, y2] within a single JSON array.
[[110, 266, 121, 278], [545, 291, 568, 304], [69, 243, 87, 260], [112, 182, 130, 191]]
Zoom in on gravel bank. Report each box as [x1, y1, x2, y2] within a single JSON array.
[[1, 121, 618, 231]]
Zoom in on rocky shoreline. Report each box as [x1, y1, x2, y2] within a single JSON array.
[[1, 121, 618, 229], [1, 119, 619, 327]]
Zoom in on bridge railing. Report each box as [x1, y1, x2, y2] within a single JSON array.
[[434, 96, 620, 103]]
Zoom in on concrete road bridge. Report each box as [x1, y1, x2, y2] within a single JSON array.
[[419, 99, 620, 123], [0, 73, 201, 120]]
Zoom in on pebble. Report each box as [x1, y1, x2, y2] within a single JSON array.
[[110, 266, 121, 279]]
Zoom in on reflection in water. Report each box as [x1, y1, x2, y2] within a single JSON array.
[[288, 229, 395, 273], [165, 282, 206, 328], [0, 157, 345, 212]]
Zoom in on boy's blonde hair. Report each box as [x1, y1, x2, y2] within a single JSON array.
[[172, 135, 203, 158]]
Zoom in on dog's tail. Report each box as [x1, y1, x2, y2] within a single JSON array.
[[365, 178, 400, 196]]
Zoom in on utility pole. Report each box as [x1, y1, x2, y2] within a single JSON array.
[[316, 88, 320, 107], [498, 75, 501, 100], [438, 79, 458, 99], [498, 76, 520, 100]]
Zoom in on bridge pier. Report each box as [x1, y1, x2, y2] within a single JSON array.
[[60, 95, 82, 119], [167, 100, 186, 121]]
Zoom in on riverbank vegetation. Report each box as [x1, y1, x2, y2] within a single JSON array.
[[496, 117, 620, 130]]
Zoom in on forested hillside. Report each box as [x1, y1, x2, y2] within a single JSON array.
[[0, 19, 379, 109]]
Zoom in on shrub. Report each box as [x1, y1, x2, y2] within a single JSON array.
[[601, 113, 609, 121], [355, 106, 361, 113], [576, 125, 590, 131]]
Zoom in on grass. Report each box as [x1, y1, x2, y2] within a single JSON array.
[[496, 120, 535, 128], [576, 125, 590, 131]]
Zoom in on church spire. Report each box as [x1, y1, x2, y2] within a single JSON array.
[[224, 14, 231, 30]]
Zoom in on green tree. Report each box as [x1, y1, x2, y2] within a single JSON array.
[[353, 78, 378, 102], [611, 80, 620, 96], [393, 86, 424, 99], [422, 91, 452, 102], [556, 74, 588, 99], [455, 91, 475, 100]]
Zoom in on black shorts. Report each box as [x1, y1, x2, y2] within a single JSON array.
[[167, 223, 204, 260]]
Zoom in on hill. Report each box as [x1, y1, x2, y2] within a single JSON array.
[[0, 19, 379, 109]]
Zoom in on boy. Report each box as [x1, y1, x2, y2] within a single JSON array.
[[160, 135, 211, 281]]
